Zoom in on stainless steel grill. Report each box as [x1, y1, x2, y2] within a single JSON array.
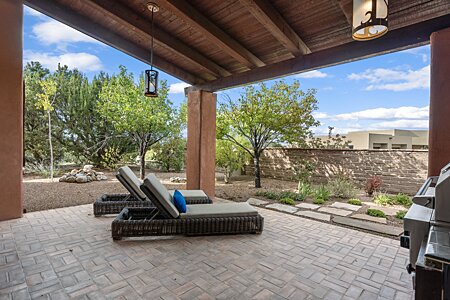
[[401, 163, 450, 299]]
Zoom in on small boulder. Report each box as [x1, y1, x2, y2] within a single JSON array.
[[76, 175, 88, 183]]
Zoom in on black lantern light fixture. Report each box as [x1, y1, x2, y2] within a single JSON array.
[[352, 0, 388, 41], [144, 2, 159, 97]]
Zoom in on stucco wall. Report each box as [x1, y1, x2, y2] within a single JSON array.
[[245, 148, 428, 195]]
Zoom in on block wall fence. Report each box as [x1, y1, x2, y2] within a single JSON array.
[[245, 148, 428, 195]]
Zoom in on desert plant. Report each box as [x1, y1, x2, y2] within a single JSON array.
[[392, 193, 412, 207], [313, 198, 325, 205], [367, 208, 386, 218], [298, 181, 312, 198], [328, 176, 356, 198], [374, 193, 394, 206], [396, 210, 407, 220], [365, 175, 382, 196], [348, 198, 362, 206], [314, 185, 331, 202], [293, 159, 316, 184], [279, 198, 295, 205]]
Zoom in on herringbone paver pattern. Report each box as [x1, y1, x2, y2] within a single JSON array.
[[0, 204, 413, 299]]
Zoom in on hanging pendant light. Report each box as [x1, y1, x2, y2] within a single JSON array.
[[352, 0, 388, 41], [144, 2, 159, 97]]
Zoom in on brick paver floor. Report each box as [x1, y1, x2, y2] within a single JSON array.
[[0, 204, 413, 299]]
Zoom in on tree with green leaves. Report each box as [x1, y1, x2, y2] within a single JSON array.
[[98, 66, 175, 179], [216, 139, 250, 183], [154, 136, 186, 172], [35, 78, 57, 181], [217, 80, 319, 188]]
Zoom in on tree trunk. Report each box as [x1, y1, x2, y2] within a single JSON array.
[[224, 167, 230, 184], [254, 154, 261, 188], [139, 143, 147, 179], [47, 110, 54, 181]]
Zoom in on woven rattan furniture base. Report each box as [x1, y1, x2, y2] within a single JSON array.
[[111, 207, 264, 240], [94, 194, 213, 216], [93, 194, 153, 216]]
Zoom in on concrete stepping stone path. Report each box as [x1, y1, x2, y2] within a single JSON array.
[[330, 202, 361, 211], [295, 203, 320, 210], [351, 214, 387, 224], [318, 207, 352, 216], [247, 198, 269, 206], [369, 206, 403, 216], [333, 216, 403, 236], [295, 211, 331, 222], [266, 203, 298, 214]]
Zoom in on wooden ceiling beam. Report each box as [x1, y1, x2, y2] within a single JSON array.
[[86, 0, 231, 79], [157, 0, 265, 69], [239, 0, 311, 56], [24, 0, 203, 84], [335, 0, 353, 26], [190, 13, 450, 92]]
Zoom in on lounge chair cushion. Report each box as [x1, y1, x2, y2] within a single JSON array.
[[168, 190, 209, 201], [142, 174, 179, 218], [118, 166, 147, 200], [179, 202, 258, 219], [172, 190, 187, 213]]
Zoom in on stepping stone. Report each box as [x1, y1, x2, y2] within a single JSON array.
[[333, 216, 403, 236], [351, 214, 387, 224], [295, 203, 320, 210], [247, 198, 269, 206], [330, 202, 361, 211], [369, 206, 402, 216], [266, 203, 298, 214], [295, 211, 331, 222], [318, 207, 352, 216]]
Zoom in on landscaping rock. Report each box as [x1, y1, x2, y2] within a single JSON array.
[[330, 202, 361, 211], [295, 203, 320, 210], [170, 177, 187, 183], [266, 203, 298, 214], [75, 175, 88, 183], [59, 167, 108, 183], [351, 214, 387, 224], [333, 216, 403, 236], [247, 198, 269, 206], [295, 211, 331, 221], [318, 207, 352, 216]]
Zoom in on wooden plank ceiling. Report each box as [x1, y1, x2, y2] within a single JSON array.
[[24, 0, 450, 91]]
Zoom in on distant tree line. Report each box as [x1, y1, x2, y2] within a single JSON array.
[[24, 62, 185, 178]]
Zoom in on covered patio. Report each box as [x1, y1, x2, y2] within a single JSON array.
[[1, 0, 450, 298], [0, 204, 411, 299]]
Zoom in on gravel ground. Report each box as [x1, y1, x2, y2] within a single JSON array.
[[23, 169, 295, 212]]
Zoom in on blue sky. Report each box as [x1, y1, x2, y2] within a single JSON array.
[[24, 6, 430, 136]]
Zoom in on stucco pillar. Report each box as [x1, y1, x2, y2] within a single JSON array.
[[429, 27, 450, 176], [0, 0, 23, 220], [186, 90, 216, 198]]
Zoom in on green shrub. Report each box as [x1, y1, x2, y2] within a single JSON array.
[[255, 190, 279, 200], [367, 209, 386, 218], [328, 177, 356, 198], [279, 198, 295, 205], [298, 181, 312, 198], [396, 211, 407, 220], [279, 191, 304, 202], [348, 199, 362, 206], [392, 193, 412, 207], [314, 185, 331, 202], [313, 198, 325, 205], [374, 193, 395, 206]]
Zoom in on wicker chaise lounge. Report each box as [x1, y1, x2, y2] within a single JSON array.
[[94, 166, 212, 216], [111, 174, 264, 240]]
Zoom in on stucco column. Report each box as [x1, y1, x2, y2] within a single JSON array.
[[0, 0, 23, 220], [429, 27, 450, 176], [186, 90, 216, 198]]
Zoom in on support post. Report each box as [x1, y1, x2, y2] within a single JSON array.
[[429, 27, 450, 176], [186, 90, 216, 198], [0, 0, 23, 220]]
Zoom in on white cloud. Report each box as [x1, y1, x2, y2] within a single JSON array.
[[24, 51, 103, 72], [169, 82, 190, 94], [348, 65, 430, 91], [330, 106, 429, 121], [295, 70, 328, 79], [372, 119, 429, 129], [32, 20, 100, 46]]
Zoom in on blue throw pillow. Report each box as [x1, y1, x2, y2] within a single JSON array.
[[173, 190, 187, 213]]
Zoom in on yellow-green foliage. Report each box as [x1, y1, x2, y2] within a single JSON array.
[[348, 199, 362, 206], [367, 209, 386, 218], [279, 198, 295, 205]]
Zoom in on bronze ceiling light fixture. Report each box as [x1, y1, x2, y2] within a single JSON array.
[[144, 2, 160, 97], [352, 0, 388, 41]]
